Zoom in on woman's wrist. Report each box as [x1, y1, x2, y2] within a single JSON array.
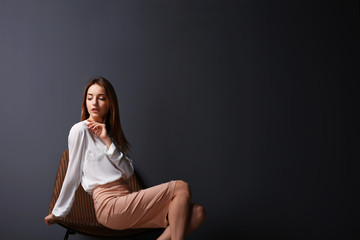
[[102, 136, 112, 149]]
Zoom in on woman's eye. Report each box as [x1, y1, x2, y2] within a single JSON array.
[[99, 98, 105, 100], [87, 98, 92, 101]]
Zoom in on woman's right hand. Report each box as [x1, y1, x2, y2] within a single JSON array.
[[44, 213, 57, 226]]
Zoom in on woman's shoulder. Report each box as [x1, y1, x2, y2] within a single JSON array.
[[69, 120, 88, 135]]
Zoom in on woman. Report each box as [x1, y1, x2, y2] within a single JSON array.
[[44, 77, 206, 240]]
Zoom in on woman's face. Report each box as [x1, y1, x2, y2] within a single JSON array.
[[86, 84, 109, 122]]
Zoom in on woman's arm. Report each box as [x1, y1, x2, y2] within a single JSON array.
[[86, 119, 134, 179], [105, 144, 134, 179], [51, 124, 86, 218]]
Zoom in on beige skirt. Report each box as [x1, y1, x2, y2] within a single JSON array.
[[92, 179, 177, 230]]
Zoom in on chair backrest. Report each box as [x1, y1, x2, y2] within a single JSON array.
[[48, 150, 148, 237]]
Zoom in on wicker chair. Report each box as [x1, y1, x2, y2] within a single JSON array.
[[48, 150, 152, 240]]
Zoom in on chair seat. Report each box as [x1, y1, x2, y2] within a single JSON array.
[[48, 150, 151, 238]]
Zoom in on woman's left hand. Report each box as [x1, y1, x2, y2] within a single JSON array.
[[86, 120, 111, 143], [86, 120, 107, 138]]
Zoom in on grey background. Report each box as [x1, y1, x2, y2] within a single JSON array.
[[0, 0, 358, 239]]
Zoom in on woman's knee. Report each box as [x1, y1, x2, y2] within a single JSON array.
[[175, 180, 191, 199]]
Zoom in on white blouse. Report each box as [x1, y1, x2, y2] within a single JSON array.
[[52, 120, 134, 217]]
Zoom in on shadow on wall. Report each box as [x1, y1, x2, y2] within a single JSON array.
[[65, 222, 245, 240], [59, 221, 351, 240], [73, 228, 244, 240]]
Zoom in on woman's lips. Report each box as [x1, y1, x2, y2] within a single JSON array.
[[91, 108, 99, 112]]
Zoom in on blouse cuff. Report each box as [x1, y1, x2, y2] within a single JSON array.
[[52, 208, 65, 218], [105, 142, 117, 156]]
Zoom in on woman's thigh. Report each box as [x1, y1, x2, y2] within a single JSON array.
[[99, 180, 177, 230]]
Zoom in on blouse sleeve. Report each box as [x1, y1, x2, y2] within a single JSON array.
[[52, 125, 86, 217], [105, 143, 134, 179]]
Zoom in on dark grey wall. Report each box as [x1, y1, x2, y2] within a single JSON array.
[[0, 0, 358, 239]]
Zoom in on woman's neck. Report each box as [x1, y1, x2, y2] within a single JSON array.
[[87, 116, 106, 123]]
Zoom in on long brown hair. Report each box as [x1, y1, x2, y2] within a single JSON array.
[[81, 77, 131, 154]]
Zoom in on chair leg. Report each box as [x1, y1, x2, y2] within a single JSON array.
[[63, 229, 75, 240]]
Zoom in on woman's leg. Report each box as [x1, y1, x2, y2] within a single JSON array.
[[157, 203, 206, 240], [169, 180, 191, 240], [157, 181, 206, 240]]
